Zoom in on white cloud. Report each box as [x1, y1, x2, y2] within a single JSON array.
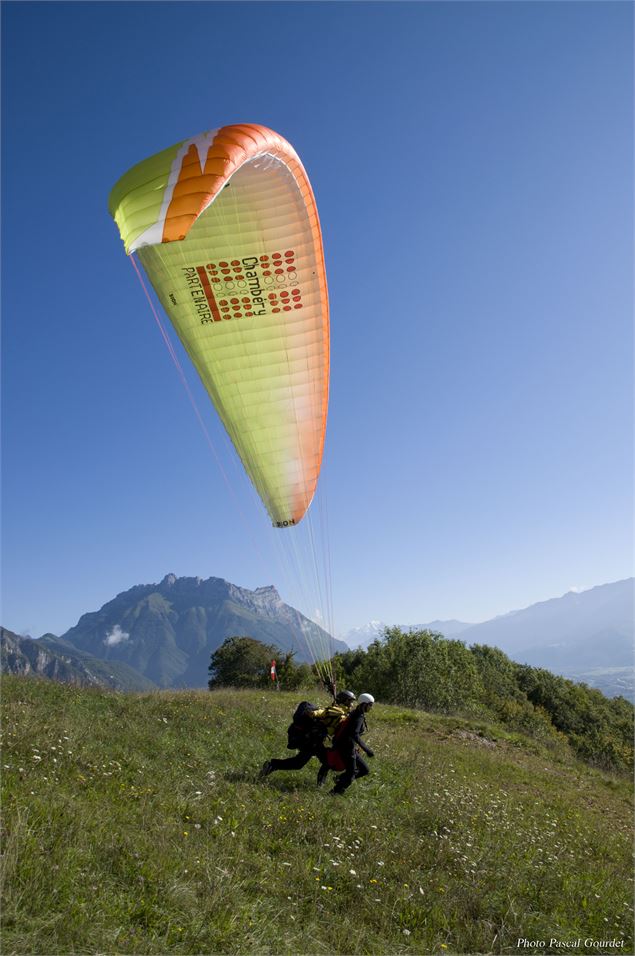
[[104, 625, 129, 647]]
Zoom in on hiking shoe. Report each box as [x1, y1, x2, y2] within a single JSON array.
[[317, 765, 329, 788], [259, 761, 273, 778], [329, 787, 345, 796]]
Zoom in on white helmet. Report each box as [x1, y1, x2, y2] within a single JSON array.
[[358, 693, 375, 706]]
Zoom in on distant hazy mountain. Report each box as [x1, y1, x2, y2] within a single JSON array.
[[5, 577, 632, 698], [342, 580, 633, 699], [0, 627, 155, 691], [457, 580, 634, 699], [58, 574, 347, 689], [412, 620, 474, 638], [342, 621, 388, 650], [343, 618, 473, 649], [457, 579, 633, 666]]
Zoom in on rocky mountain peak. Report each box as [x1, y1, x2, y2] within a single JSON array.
[[44, 574, 348, 689], [253, 585, 282, 603]]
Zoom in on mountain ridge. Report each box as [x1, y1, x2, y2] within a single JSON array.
[[0, 627, 156, 691], [341, 579, 634, 699], [56, 573, 347, 689], [3, 577, 632, 698]]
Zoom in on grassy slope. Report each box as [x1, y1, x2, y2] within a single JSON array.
[[1, 676, 632, 956]]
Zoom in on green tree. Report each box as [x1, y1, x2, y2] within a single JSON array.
[[354, 628, 484, 714], [330, 648, 368, 691], [208, 636, 279, 689], [276, 651, 314, 690], [514, 663, 634, 772], [470, 644, 525, 704]]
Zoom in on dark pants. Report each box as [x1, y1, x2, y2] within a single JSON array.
[[332, 750, 370, 792], [270, 743, 327, 772]]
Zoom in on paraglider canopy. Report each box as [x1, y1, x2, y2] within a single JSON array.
[[109, 124, 329, 528]]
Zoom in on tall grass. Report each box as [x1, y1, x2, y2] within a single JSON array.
[[1, 676, 632, 955]]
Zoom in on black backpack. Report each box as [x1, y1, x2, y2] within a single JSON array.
[[286, 701, 327, 750]]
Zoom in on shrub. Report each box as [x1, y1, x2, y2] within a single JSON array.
[[208, 636, 278, 689]]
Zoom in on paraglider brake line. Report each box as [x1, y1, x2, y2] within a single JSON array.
[[128, 254, 270, 566]]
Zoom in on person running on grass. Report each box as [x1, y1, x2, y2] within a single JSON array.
[[326, 693, 375, 795], [260, 690, 357, 780]]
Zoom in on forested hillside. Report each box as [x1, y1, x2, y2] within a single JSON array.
[[332, 628, 634, 775]]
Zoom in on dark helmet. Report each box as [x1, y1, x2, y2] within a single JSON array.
[[335, 690, 356, 706]]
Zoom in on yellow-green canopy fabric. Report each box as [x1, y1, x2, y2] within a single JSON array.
[[109, 124, 329, 527]]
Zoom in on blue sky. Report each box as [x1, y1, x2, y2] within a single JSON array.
[[2, 1, 633, 640]]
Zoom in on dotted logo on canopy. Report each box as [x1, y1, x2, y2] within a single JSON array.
[[203, 250, 303, 320]]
